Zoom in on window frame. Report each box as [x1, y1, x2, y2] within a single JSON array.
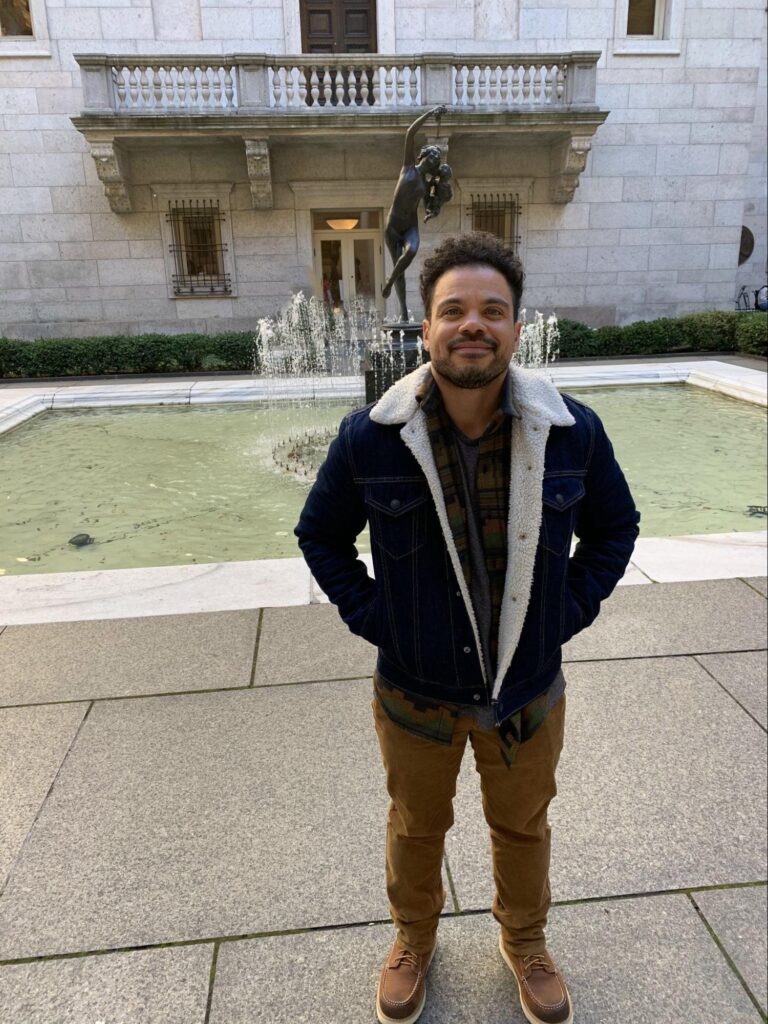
[[458, 177, 533, 264], [0, 0, 50, 58], [153, 184, 238, 300], [612, 0, 682, 57]]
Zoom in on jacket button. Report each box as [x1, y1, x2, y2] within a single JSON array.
[[555, 493, 565, 505], [519, 533, 527, 540], [463, 646, 471, 654], [389, 498, 401, 510], [473, 694, 481, 701], [456, 590, 461, 597]]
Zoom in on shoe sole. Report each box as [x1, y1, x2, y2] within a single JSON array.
[[498, 935, 573, 1024], [375, 946, 435, 1024]]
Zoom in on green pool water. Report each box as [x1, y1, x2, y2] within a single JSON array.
[[1, 384, 765, 576]]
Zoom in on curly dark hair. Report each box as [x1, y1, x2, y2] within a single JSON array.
[[419, 233, 524, 319]]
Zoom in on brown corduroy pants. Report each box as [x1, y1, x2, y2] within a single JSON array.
[[373, 693, 566, 956]]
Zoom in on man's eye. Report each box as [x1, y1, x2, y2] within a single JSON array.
[[441, 307, 462, 316], [485, 307, 504, 316]]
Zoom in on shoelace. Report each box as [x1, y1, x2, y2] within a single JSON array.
[[393, 949, 422, 972], [522, 953, 554, 976]]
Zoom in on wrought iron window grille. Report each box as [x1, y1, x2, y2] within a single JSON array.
[[166, 198, 231, 295], [468, 193, 522, 253]]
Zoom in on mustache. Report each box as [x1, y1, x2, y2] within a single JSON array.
[[447, 336, 498, 351]]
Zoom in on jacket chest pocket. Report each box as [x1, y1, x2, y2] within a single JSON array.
[[365, 483, 430, 560], [540, 476, 585, 556]]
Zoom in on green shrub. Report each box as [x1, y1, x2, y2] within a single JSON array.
[[556, 318, 601, 358], [734, 313, 767, 357], [0, 331, 259, 378]]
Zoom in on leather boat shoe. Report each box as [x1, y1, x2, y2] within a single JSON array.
[[376, 939, 435, 1024], [499, 937, 573, 1024]]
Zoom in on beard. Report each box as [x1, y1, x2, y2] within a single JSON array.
[[429, 338, 511, 389]]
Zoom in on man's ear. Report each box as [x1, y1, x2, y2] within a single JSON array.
[[422, 318, 431, 351]]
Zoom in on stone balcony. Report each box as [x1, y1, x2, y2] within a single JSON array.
[[72, 52, 608, 213]]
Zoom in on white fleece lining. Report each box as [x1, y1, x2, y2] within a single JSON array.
[[371, 363, 576, 700]]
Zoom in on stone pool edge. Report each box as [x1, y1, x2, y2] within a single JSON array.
[[0, 359, 765, 436]]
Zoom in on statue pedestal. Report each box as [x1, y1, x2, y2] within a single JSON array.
[[364, 322, 428, 404]]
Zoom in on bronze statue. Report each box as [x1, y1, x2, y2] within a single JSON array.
[[381, 105, 452, 322]]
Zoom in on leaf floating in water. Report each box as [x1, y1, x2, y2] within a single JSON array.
[[68, 533, 94, 548]]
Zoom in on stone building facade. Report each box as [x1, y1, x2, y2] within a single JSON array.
[[0, 0, 765, 339]]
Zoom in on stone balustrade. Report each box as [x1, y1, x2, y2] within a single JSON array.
[[76, 52, 600, 115]]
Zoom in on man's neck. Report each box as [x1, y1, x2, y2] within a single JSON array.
[[430, 367, 506, 440]]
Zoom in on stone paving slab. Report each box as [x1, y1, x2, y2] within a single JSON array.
[[563, 579, 767, 661], [209, 895, 762, 1023], [254, 604, 376, 686], [0, 944, 213, 1024], [0, 703, 87, 888], [0, 680, 392, 959], [695, 886, 768, 1013], [0, 610, 259, 705], [446, 656, 768, 909], [697, 650, 768, 729]]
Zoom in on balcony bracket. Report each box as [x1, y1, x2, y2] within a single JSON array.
[[550, 134, 593, 205], [90, 140, 132, 214], [244, 138, 273, 210]]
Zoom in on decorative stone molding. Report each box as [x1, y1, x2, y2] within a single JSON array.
[[550, 135, 593, 204], [244, 138, 273, 210], [90, 141, 132, 213]]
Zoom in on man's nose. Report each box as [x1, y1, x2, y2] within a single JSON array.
[[459, 317, 486, 338]]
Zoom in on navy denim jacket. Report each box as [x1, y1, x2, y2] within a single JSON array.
[[295, 367, 640, 723]]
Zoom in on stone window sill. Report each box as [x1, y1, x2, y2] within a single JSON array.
[[613, 42, 681, 57]]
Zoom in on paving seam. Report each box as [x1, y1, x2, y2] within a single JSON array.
[[1, 882, 765, 969], [692, 655, 768, 734], [203, 941, 220, 1024], [442, 853, 461, 914], [0, 700, 94, 900], [248, 608, 264, 687], [687, 892, 768, 1020], [0, 626, 6, 637], [5, 648, 768, 712], [740, 577, 768, 600]]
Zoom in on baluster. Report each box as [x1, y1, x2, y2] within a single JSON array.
[[113, 67, 127, 108], [138, 66, 149, 108], [488, 66, 498, 103], [333, 67, 343, 105], [556, 64, 565, 103], [414, 66, 421, 104], [511, 65, 520, 104], [272, 67, 283, 107], [500, 65, 509, 104], [532, 64, 542, 103], [200, 67, 211, 107], [286, 67, 295, 106], [211, 67, 223, 107], [408, 65, 418, 104], [469, 65, 479, 103], [372, 67, 381, 106], [310, 67, 319, 106], [152, 67, 163, 108], [453, 65, 463, 105], [360, 68, 369, 104], [522, 65, 531, 102], [396, 66, 405, 106], [544, 64, 554, 105], [168, 66, 178, 108], [478, 65, 488, 104], [347, 67, 357, 106], [298, 67, 307, 106], [322, 66, 333, 105], [193, 67, 203, 107], [126, 67, 138, 107], [384, 66, 393, 106]]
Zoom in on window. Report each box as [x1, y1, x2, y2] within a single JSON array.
[[0, 0, 32, 35], [626, 0, 662, 36], [166, 199, 231, 296], [469, 193, 521, 253]]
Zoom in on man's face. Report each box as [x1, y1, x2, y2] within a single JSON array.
[[422, 264, 521, 390]]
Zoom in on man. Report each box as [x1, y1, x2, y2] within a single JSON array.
[[296, 233, 640, 1024]]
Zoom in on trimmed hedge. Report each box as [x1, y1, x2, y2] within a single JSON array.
[[0, 332, 258, 379], [558, 310, 766, 360], [1, 311, 765, 378]]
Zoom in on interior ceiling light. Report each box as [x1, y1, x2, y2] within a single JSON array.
[[326, 218, 359, 230]]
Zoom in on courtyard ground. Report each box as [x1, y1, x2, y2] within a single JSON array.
[[0, 576, 766, 1023]]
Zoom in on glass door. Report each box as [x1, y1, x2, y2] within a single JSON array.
[[312, 209, 383, 315]]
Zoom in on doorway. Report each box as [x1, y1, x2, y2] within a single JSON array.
[[312, 209, 383, 314], [300, 0, 377, 52]]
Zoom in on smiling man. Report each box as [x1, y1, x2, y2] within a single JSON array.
[[296, 233, 640, 1024]]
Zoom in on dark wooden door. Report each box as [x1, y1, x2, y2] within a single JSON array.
[[301, 0, 377, 53]]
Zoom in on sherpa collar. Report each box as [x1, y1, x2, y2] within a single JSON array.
[[370, 363, 575, 430]]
